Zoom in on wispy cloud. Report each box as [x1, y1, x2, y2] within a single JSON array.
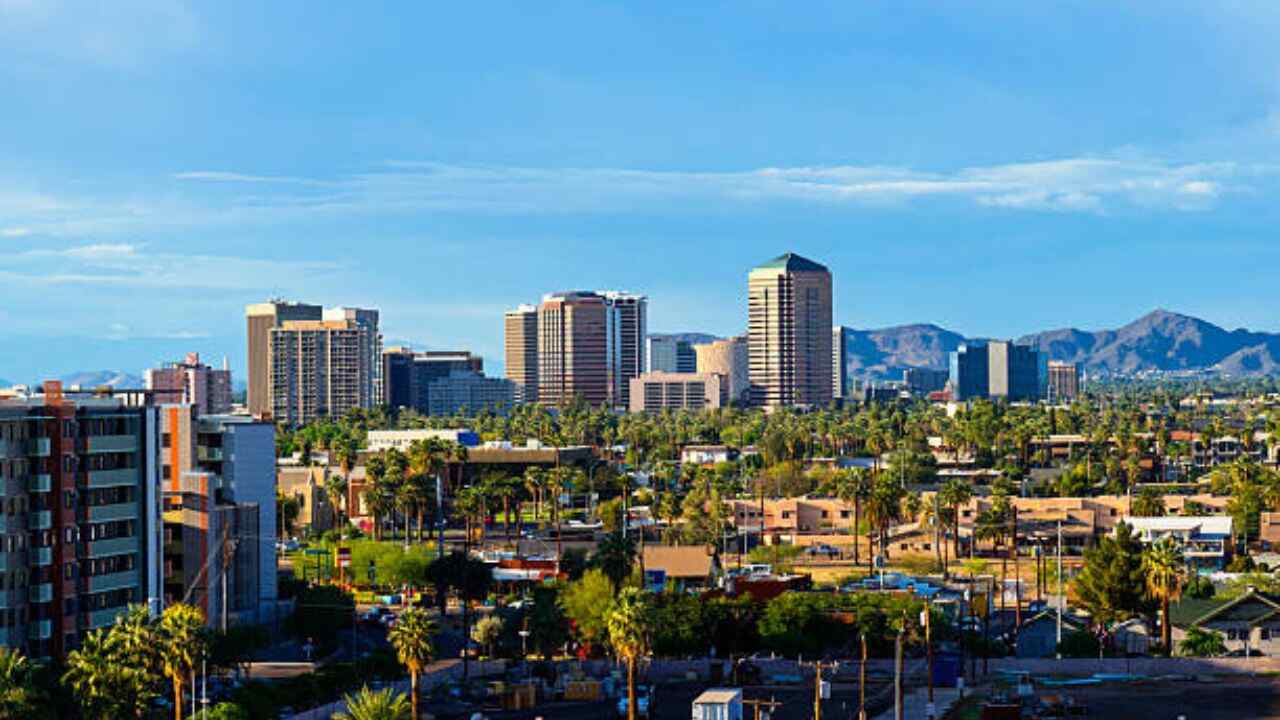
[[0, 227, 31, 238], [0, 243, 343, 290]]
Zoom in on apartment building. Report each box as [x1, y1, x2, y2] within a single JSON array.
[[160, 407, 276, 628], [269, 319, 370, 426], [425, 373, 516, 416], [628, 372, 728, 413], [504, 305, 539, 403], [0, 382, 161, 659], [747, 253, 833, 409], [144, 352, 233, 414], [695, 335, 749, 403], [244, 300, 322, 417], [322, 307, 382, 407]]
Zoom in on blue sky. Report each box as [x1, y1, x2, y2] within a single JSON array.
[[4, 1, 1280, 381]]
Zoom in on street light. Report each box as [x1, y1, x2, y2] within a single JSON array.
[[518, 628, 531, 682]]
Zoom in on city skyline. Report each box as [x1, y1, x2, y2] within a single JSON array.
[[7, 4, 1280, 381]]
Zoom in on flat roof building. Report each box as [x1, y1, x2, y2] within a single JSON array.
[[629, 372, 728, 414], [695, 335, 749, 404], [245, 301, 321, 417], [504, 305, 539, 403], [144, 352, 233, 415]]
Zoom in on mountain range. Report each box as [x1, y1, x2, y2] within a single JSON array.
[[844, 309, 1280, 379]]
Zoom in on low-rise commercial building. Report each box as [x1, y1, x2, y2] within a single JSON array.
[[628, 372, 728, 413]]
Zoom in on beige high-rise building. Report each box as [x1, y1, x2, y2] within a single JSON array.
[[245, 300, 321, 417], [695, 335, 749, 403], [747, 253, 833, 408], [1047, 360, 1081, 402], [537, 292, 609, 407], [322, 307, 382, 407], [504, 304, 539, 403], [269, 319, 370, 425]]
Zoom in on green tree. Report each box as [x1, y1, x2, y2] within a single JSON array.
[[593, 530, 637, 589], [63, 622, 157, 720], [471, 615, 504, 658], [1072, 522, 1149, 626], [1131, 488, 1166, 517], [1178, 627, 1228, 657], [607, 588, 652, 720], [204, 702, 251, 720], [334, 686, 411, 720], [560, 569, 615, 651], [385, 607, 436, 720], [0, 647, 39, 719], [1142, 537, 1185, 653]]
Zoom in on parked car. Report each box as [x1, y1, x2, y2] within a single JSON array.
[[805, 544, 840, 558], [360, 606, 391, 625]]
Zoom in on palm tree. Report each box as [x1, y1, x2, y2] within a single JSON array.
[[385, 607, 436, 720], [324, 471, 349, 538], [1143, 537, 1186, 654], [547, 466, 575, 564], [159, 603, 208, 720], [335, 686, 411, 720], [0, 647, 38, 719], [863, 475, 904, 561], [365, 454, 389, 541], [607, 588, 652, 720], [523, 467, 547, 525], [938, 479, 973, 560]]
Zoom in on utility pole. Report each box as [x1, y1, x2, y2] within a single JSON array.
[[923, 602, 935, 720], [813, 661, 834, 720], [894, 628, 905, 720], [436, 475, 445, 560], [1056, 520, 1064, 657], [858, 634, 868, 720], [743, 696, 782, 720], [1012, 505, 1021, 629], [220, 527, 238, 633]]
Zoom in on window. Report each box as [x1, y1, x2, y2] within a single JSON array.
[[840, 511, 850, 519], [161, 433, 171, 449], [781, 511, 792, 519]]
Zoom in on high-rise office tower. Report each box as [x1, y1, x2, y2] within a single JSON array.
[[747, 253, 833, 408], [987, 341, 1040, 401], [695, 336, 749, 403], [949, 341, 1040, 402], [381, 348, 491, 415], [537, 292, 609, 407], [0, 382, 161, 659], [144, 352, 233, 414], [323, 307, 382, 408], [504, 305, 539, 403], [1047, 360, 1081, 402], [601, 291, 647, 408], [245, 301, 322, 417], [949, 343, 989, 400], [269, 320, 370, 425], [646, 336, 697, 374], [832, 326, 857, 402]]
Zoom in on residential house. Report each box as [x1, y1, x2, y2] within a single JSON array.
[[1171, 589, 1280, 655], [641, 545, 721, 592], [1122, 515, 1233, 572]]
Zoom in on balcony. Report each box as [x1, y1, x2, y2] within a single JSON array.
[[84, 535, 138, 559], [28, 583, 53, 604], [87, 606, 128, 630], [197, 446, 225, 463], [32, 547, 52, 567], [30, 511, 52, 530], [28, 619, 52, 641], [86, 435, 138, 454], [28, 438, 51, 457], [86, 502, 136, 523], [85, 569, 139, 594], [28, 474, 51, 493], [85, 468, 137, 488]]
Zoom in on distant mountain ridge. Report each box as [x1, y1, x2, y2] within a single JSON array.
[[845, 310, 1280, 379], [648, 332, 721, 345], [58, 371, 144, 389]]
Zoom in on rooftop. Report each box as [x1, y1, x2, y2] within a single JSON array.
[[753, 252, 829, 273], [1122, 515, 1233, 536]]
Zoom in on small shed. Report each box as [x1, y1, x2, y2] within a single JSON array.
[[1015, 610, 1086, 658], [692, 688, 743, 720]]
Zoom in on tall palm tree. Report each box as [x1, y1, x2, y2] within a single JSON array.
[[939, 479, 974, 560], [547, 466, 575, 564], [385, 607, 436, 720], [365, 454, 389, 541], [324, 471, 349, 538], [523, 467, 547, 525], [1143, 537, 1186, 654], [863, 475, 904, 561], [64, 628, 139, 720], [0, 646, 38, 719], [607, 588, 652, 720], [159, 603, 208, 720], [334, 686, 411, 720]]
